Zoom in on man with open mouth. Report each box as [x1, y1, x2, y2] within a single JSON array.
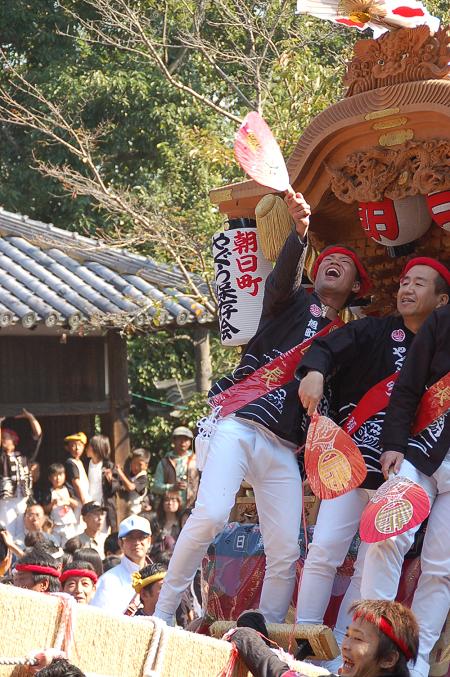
[[154, 193, 370, 627], [295, 258, 449, 668], [224, 600, 419, 677]]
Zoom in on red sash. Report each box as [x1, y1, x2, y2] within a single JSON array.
[[343, 372, 399, 436], [412, 371, 450, 435], [209, 318, 344, 418]]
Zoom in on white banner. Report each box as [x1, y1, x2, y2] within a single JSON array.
[[212, 227, 273, 346]]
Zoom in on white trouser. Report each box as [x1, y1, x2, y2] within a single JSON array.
[[0, 494, 27, 541], [155, 416, 302, 624], [361, 452, 450, 677], [296, 488, 372, 647]]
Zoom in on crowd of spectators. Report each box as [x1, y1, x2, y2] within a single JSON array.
[[0, 417, 201, 627]]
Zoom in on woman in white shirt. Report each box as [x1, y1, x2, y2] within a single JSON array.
[[86, 435, 119, 532]]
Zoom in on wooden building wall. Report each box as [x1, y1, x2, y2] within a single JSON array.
[[0, 333, 130, 473]]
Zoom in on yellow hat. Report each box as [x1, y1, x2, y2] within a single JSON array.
[[64, 432, 88, 445]]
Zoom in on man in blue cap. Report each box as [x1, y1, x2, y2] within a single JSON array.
[[90, 515, 151, 614]]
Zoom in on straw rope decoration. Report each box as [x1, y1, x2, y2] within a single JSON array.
[[255, 194, 293, 261]]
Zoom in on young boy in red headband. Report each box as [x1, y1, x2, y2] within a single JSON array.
[[155, 193, 371, 626], [295, 257, 448, 666], [361, 294, 450, 677], [226, 601, 419, 677]]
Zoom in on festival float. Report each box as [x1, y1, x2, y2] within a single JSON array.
[[0, 4, 449, 676], [204, 2, 450, 674]]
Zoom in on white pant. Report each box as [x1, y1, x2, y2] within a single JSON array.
[[155, 417, 302, 624], [0, 494, 27, 541], [361, 453, 450, 677], [296, 488, 372, 646]]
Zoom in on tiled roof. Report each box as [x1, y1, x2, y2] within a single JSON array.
[[0, 208, 214, 331]]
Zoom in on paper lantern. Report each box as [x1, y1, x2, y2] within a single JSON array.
[[212, 227, 273, 346], [426, 191, 450, 232], [358, 195, 432, 246]]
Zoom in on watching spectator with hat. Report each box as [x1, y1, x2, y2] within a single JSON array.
[[78, 501, 107, 558], [90, 514, 151, 614], [0, 409, 42, 540], [64, 432, 90, 516], [150, 426, 199, 509], [60, 560, 98, 604]]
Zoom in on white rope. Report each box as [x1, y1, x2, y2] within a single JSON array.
[[0, 656, 37, 666], [50, 592, 78, 656], [196, 406, 222, 470], [143, 617, 169, 677]]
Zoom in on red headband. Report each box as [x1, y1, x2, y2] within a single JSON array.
[[60, 568, 98, 585], [1, 428, 19, 445], [15, 563, 61, 578], [401, 257, 450, 287], [353, 611, 413, 660], [312, 247, 372, 298]]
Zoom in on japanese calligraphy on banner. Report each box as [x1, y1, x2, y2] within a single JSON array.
[[212, 227, 273, 346]]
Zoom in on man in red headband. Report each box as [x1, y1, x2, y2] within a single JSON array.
[[295, 257, 448, 667], [361, 292, 450, 677], [13, 545, 61, 593], [155, 193, 370, 626], [224, 600, 419, 677], [61, 560, 98, 604]]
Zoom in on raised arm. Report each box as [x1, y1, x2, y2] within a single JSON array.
[[261, 193, 310, 317]]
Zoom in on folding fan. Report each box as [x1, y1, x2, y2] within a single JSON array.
[[305, 414, 367, 500], [234, 112, 292, 194], [360, 475, 430, 542], [296, 0, 439, 35]]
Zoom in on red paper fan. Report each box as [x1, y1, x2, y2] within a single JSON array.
[[360, 475, 430, 543], [234, 112, 291, 193], [305, 414, 367, 500]]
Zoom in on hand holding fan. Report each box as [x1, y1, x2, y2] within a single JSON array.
[[305, 413, 367, 499], [360, 474, 430, 543]]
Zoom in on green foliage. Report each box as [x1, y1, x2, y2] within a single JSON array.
[[1, 0, 447, 453]]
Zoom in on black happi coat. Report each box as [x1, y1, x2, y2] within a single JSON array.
[[298, 315, 416, 489], [209, 232, 332, 446], [381, 305, 450, 476]]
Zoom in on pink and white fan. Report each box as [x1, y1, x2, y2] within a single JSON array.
[[296, 0, 439, 35], [234, 112, 293, 194]]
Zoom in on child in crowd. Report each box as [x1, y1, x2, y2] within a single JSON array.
[[64, 432, 90, 519], [86, 435, 118, 531], [104, 531, 122, 557], [45, 463, 78, 546], [115, 448, 150, 516]]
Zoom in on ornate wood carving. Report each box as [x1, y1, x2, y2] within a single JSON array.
[[327, 138, 450, 203], [344, 26, 450, 96]]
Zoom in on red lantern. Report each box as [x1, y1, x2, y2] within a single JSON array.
[[426, 191, 450, 233], [358, 195, 432, 246]]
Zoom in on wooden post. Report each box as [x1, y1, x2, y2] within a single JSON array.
[[102, 331, 131, 523], [193, 327, 212, 393]]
